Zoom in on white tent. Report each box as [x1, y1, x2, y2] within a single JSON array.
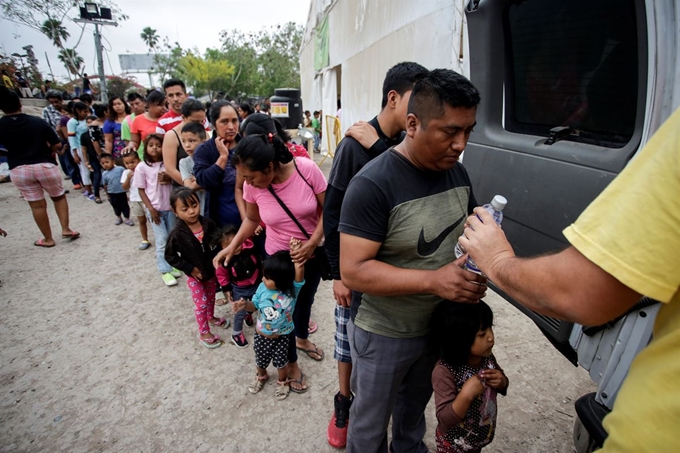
[[299, 0, 469, 151]]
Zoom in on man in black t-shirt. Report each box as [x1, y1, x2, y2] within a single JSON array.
[[338, 70, 486, 453], [323, 62, 428, 449]]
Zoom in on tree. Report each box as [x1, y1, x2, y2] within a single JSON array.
[[1, 0, 127, 81], [107, 76, 137, 99], [140, 27, 160, 52], [217, 22, 303, 98], [41, 19, 70, 48], [58, 49, 84, 78], [255, 22, 303, 96], [179, 50, 235, 99]]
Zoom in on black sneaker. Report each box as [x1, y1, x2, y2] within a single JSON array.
[[244, 313, 254, 327], [231, 332, 249, 348]]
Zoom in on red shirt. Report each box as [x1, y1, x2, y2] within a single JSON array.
[[156, 111, 211, 133]]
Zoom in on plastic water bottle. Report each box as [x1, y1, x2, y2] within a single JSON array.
[[454, 195, 507, 275]]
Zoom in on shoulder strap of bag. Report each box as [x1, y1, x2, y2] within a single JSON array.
[[292, 158, 314, 191], [267, 183, 311, 240]]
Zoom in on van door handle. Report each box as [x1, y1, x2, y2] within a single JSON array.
[[546, 126, 574, 145]]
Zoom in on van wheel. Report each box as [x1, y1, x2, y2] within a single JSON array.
[[573, 417, 596, 453]]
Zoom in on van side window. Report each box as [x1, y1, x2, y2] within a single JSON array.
[[504, 0, 638, 148]]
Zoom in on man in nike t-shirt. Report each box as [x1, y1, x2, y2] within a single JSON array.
[[323, 62, 428, 448], [338, 69, 487, 453]]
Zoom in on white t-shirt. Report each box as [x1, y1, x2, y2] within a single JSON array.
[[121, 168, 142, 202]]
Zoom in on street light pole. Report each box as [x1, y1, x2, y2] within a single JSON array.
[[75, 3, 117, 103], [93, 23, 107, 102]]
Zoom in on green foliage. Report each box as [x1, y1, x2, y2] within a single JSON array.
[[41, 19, 70, 48], [57, 49, 84, 77], [1, 0, 127, 82], [107, 76, 138, 99], [178, 50, 235, 99], [138, 22, 303, 99], [140, 27, 160, 51]]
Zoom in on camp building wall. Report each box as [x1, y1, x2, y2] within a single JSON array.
[[300, 0, 468, 151]]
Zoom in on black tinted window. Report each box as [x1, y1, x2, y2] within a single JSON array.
[[504, 0, 639, 148]]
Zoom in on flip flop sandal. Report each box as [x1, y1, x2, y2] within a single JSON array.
[[248, 374, 269, 394], [94, 198, 103, 204], [62, 231, 81, 240], [197, 334, 223, 349], [288, 371, 308, 394], [210, 318, 230, 328], [275, 380, 290, 400], [297, 344, 324, 361], [34, 239, 55, 248], [308, 320, 318, 334]]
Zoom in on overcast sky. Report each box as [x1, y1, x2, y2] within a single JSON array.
[[0, 0, 310, 85]]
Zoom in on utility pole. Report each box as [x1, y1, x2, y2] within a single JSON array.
[[75, 3, 117, 103], [93, 23, 107, 102]]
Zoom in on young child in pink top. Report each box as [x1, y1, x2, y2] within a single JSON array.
[[133, 134, 180, 287], [214, 225, 261, 348]]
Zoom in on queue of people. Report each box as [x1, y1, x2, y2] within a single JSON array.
[[2, 63, 677, 453]]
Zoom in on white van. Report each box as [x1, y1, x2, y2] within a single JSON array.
[[463, 0, 679, 450]]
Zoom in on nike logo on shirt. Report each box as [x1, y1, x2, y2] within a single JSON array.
[[417, 215, 465, 257]]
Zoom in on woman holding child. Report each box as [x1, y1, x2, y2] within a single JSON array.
[[213, 133, 327, 393]]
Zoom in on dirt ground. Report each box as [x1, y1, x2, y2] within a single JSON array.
[[0, 152, 594, 453]]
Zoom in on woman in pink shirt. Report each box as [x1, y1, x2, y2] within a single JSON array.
[[213, 133, 327, 393]]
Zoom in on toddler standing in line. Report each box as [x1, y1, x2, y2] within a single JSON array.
[[178, 121, 207, 215], [214, 225, 261, 348], [99, 153, 133, 226], [121, 151, 151, 249], [233, 238, 305, 401], [430, 301, 509, 453], [133, 133, 180, 287], [165, 188, 229, 348]]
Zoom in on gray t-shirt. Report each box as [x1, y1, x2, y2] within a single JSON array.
[[179, 155, 207, 216], [339, 150, 476, 338]]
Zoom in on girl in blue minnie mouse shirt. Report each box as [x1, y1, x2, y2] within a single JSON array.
[[232, 238, 304, 401]]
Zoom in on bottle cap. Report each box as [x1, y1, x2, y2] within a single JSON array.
[[490, 195, 507, 211]]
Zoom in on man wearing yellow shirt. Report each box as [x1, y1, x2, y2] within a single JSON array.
[[460, 107, 680, 451]]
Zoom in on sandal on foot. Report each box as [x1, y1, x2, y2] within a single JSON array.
[[61, 231, 80, 240], [94, 197, 103, 204], [275, 380, 290, 400], [34, 238, 55, 248], [289, 371, 308, 394], [248, 374, 269, 394], [197, 334, 223, 349], [308, 320, 318, 334], [297, 344, 324, 361], [210, 317, 230, 328]]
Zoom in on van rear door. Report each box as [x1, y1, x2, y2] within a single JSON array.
[[462, 0, 648, 364]]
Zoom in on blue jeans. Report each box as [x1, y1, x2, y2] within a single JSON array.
[[58, 145, 81, 184], [148, 210, 175, 273], [232, 284, 257, 334]]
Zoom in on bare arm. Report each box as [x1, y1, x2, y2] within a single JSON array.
[[139, 188, 160, 224], [235, 173, 246, 221], [339, 233, 487, 303], [213, 201, 261, 268], [162, 131, 183, 185], [290, 191, 326, 264], [122, 170, 134, 191], [104, 133, 113, 153], [183, 177, 202, 190], [460, 208, 641, 325]]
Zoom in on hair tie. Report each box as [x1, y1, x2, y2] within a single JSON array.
[[268, 133, 274, 143]]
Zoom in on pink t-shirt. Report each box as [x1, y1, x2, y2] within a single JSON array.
[[243, 157, 327, 255], [133, 161, 172, 211]]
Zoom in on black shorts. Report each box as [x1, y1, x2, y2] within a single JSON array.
[[254, 333, 289, 369]]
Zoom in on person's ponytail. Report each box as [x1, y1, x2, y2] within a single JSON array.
[[271, 134, 293, 164], [232, 133, 293, 172]]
